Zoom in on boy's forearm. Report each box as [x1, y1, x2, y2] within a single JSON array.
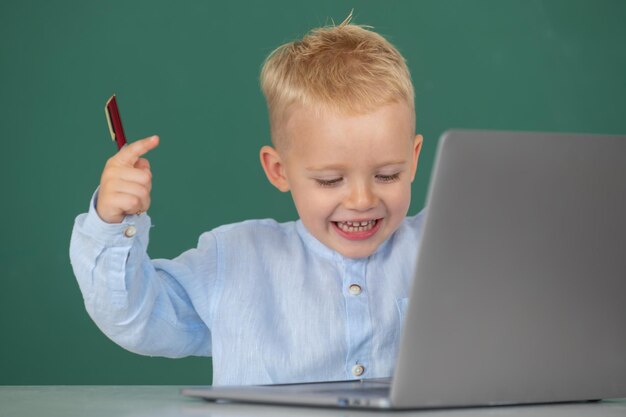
[[69, 191, 211, 358]]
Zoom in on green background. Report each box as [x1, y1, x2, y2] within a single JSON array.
[[1, 0, 625, 385]]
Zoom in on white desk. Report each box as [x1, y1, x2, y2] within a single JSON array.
[[1, 386, 626, 417]]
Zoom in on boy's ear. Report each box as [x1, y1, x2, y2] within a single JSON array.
[[410, 134, 423, 182], [260, 145, 290, 192]]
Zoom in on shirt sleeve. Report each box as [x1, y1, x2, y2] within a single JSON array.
[[69, 189, 213, 358]]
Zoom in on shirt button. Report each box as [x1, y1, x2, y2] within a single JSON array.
[[348, 284, 362, 296], [124, 226, 137, 238], [352, 364, 365, 377]]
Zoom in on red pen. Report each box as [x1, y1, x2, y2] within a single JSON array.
[[105, 94, 127, 150]]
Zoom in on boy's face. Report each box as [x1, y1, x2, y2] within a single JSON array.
[[261, 101, 422, 259]]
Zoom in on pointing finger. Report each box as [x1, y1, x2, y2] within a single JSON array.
[[114, 135, 159, 166]]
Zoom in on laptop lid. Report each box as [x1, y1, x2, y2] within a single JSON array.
[[392, 130, 626, 408]]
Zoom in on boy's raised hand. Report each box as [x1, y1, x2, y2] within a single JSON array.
[[96, 135, 160, 224]]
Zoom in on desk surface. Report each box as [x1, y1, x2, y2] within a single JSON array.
[[1, 386, 626, 417]]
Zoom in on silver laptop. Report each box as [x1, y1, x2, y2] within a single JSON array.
[[182, 130, 626, 409]]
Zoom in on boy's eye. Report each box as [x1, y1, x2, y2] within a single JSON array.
[[315, 178, 343, 187], [376, 173, 400, 183]]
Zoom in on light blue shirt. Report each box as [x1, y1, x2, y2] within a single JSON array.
[[69, 191, 425, 386]]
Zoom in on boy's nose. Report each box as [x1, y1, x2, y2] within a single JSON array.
[[344, 181, 378, 211]]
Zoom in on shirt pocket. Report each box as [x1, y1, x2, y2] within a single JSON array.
[[395, 297, 410, 327]]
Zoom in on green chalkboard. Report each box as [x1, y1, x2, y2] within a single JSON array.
[[1, 0, 625, 384]]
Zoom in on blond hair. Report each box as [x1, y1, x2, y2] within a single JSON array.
[[260, 12, 415, 149]]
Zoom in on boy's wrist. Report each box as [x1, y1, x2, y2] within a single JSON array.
[[81, 188, 150, 246]]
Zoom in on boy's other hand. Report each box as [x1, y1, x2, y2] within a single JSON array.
[[96, 135, 160, 224]]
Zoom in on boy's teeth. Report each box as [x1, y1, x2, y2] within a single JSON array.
[[336, 220, 377, 232]]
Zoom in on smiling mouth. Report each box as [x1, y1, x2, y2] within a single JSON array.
[[331, 219, 382, 241], [334, 219, 379, 233]]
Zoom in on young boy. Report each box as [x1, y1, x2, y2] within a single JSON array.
[[70, 15, 424, 386]]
